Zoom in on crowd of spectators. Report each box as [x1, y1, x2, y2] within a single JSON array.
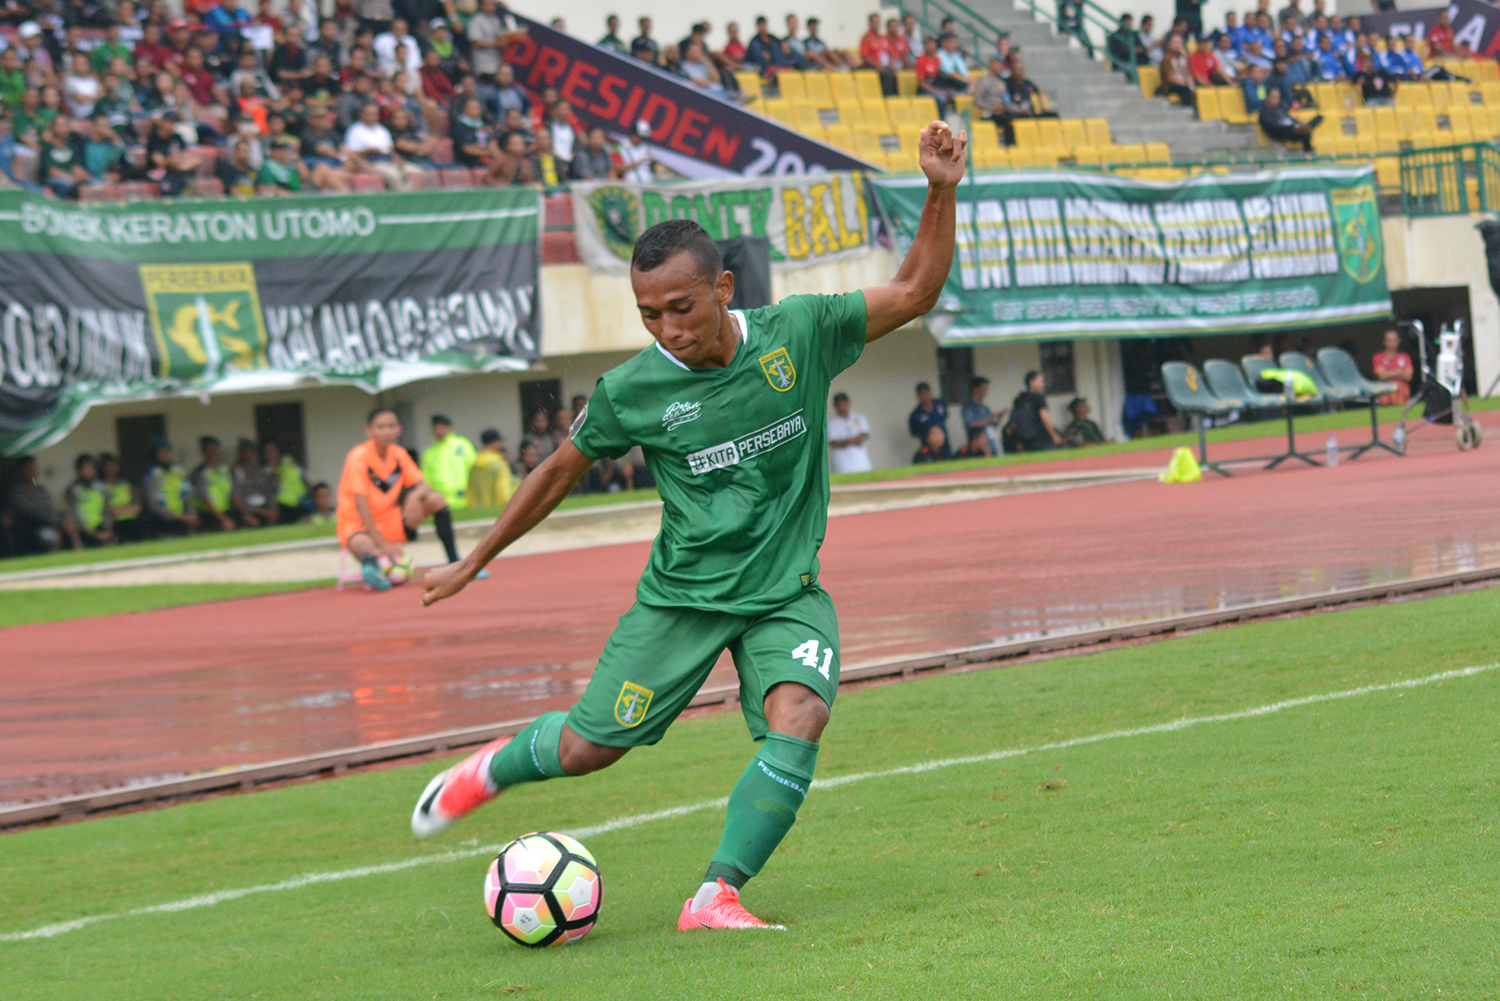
[[0, 434, 325, 555], [1107, 0, 1473, 144], [895, 372, 1103, 465], [0, 0, 680, 199]]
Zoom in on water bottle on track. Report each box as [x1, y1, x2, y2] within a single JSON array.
[[1325, 432, 1339, 467]]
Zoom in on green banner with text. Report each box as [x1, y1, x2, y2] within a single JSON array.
[[868, 166, 1391, 341], [0, 188, 541, 455]]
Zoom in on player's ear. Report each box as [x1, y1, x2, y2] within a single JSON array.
[[714, 268, 735, 307]]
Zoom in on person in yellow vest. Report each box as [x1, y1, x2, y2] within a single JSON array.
[[420, 414, 477, 509], [142, 438, 199, 536], [190, 436, 237, 532], [262, 440, 310, 524], [65, 454, 114, 548], [99, 452, 147, 542], [466, 428, 515, 508]]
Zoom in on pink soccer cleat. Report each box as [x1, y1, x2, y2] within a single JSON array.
[[677, 880, 785, 931], [410, 737, 510, 837]]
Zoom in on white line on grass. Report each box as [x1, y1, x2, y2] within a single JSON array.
[[4, 661, 1494, 944]]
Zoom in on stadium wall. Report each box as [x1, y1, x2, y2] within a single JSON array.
[[522, 0, 879, 52], [1381, 214, 1500, 396]]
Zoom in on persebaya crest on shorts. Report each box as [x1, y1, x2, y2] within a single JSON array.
[[570, 293, 868, 616]]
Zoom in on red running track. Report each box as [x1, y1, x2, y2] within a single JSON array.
[[3, 415, 1497, 805]]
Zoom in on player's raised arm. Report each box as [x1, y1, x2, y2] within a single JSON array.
[[419, 440, 594, 606], [861, 121, 967, 342]]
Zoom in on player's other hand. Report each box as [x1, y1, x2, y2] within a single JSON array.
[[421, 560, 474, 607], [919, 121, 967, 190]]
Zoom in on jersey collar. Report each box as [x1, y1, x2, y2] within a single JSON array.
[[654, 309, 749, 371]]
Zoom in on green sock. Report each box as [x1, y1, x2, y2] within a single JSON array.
[[486, 712, 569, 789], [707, 732, 820, 884]]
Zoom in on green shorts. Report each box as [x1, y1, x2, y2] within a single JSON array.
[[565, 586, 840, 748]]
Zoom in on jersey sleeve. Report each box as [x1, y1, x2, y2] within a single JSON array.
[[398, 447, 424, 487], [788, 291, 868, 379], [570, 378, 634, 460], [340, 448, 370, 497]]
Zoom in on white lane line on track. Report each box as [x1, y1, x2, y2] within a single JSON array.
[[4, 661, 1495, 943]]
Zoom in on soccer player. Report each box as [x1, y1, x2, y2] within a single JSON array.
[[411, 122, 968, 929], [336, 407, 463, 591]]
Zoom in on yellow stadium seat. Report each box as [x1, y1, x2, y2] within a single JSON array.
[[885, 98, 917, 128], [1397, 83, 1433, 109], [896, 69, 917, 97], [1084, 118, 1112, 147], [1060, 117, 1088, 150], [1031, 149, 1059, 167], [1395, 106, 1421, 137], [822, 125, 854, 152], [1475, 61, 1500, 81], [1430, 85, 1452, 112], [1371, 106, 1399, 139], [1072, 147, 1103, 166], [761, 99, 791, 122], [1011, 119, 1041, 147], [974, 146, 1010, 168], [1217, 86, 1252, 124], [835, 99, 867, 126], [1036, 118, 1065, 149], [1353, 135, 1378, 156], [952, 93, 973, 115], [1335, 82, 1362, 109], [1352, 108, 1375, 136], [1196, 87, 1222, 121], [968, 120, 1002, 149], [1372, 134, 1401, 154], [910, 95, 941, 123], [852, 129, 887, 157], [1408, 130, 1438, 151], [829, 73, 857, 104], [853, 71, 885, 104], [859, 150, 890, 171], [1374, 155, 1399, 190], [1144, 142, 1170, 163], [1413, 38, 1429, 58], [1449, 81, 1479, 109], [1137, 65, 1160, 100], [887, 148, 920, 172], [1117, 143, 1147, 163], [777, 71, 806, 101], [1444, 105, 1472, 130], [1482, 82, 1500, 105], [792, 104, 824, 133], [735, 72, 763, 100], [802, 72, 832, 105]]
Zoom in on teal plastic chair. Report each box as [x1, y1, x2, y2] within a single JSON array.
[[1316, 346, 1403, 458], [1239, 355, 1320, 469], [1161, 361, 1235, 475], [1204, 359, 1285, 410], [1279, 352, 1345, 403]]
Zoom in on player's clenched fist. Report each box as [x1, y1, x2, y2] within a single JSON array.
[[918, 121, 967, 190]]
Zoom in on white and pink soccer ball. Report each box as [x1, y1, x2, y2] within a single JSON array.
[[484, 832, 601, 947]]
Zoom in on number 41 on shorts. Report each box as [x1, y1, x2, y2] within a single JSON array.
[[792, 639, 834, 679]]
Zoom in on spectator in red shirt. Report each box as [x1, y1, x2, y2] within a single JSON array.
[[1189, 37, 1228, 85], [134, 24, 174, 70], [1373, 329, 1413, 405], [421, 50, 455, 107], [720, 22, 747, 67], [914, 35, 940, 84], [180, 47, 217, 106], [860, 13, 899, 95], [884, 17, 911, 68], [1425, 11, 1473, 58]]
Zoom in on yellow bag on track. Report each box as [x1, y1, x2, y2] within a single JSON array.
[[1159, 446, 1203, 483]]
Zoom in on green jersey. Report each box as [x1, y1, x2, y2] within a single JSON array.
[[571, 291, 866, 615]]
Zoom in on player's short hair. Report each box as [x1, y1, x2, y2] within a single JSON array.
[[431, 414, 452, 427], [480, 428, 502, 445], [1023, 369, 1041, 386], [969, 376, 990, 391], [199, 435, 219, 449], [75, 452, 94, 473], [915, 381, 931, 394], [367, 406, 398, 424], [832, 392, 849, 405], [631, 219, 723, 282]]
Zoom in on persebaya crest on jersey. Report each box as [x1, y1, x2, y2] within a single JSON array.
[[759, 347, 796, 391], [614, 681, 654, 727]]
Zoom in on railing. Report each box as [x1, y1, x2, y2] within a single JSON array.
[[898, 0, 1137, 80], [1399, 142, 1500, 216]]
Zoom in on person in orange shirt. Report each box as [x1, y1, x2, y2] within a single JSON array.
[[337, 407, 463, 591]]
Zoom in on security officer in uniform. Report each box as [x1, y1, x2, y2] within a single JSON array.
[[143, 438, 199, 536], [420, 414, 477, 509], [66, 454, 114, 547], [263, 440, 310, 524], [191, 436, 237, 532], [99, 453, 146, 541]]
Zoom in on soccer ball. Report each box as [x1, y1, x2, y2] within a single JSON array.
[[484, 832, 602, 947], [384, 554, 414, 586]]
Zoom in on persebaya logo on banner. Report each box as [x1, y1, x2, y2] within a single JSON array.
[[587, 186, 641, 261], [1330, 185, 1382, 285], [141, 263, 269, 380]]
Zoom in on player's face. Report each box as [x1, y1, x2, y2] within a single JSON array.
[[631, 252, 735, 367], [367, 413, 402, 446]]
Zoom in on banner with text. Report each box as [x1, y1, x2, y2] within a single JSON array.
[[0, 187, 540, 454], [868, 167, 1391, 341], [505, 17, 878, 179], [1361, 0, 1500, 55], [571, 172, 872, 273]]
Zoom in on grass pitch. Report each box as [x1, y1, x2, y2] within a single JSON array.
[[0, 581, 331, 628], [2, 587, 1497, 1000]]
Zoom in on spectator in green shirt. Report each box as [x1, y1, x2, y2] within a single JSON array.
[[39, 116, 87, 198], [11, 87, 53, 147], [91, 24, 136, 74], [0, 49, 25, 110], [82, 113, 126, 180], [218, 138, 258, 196], [257, 134, 306, 194]]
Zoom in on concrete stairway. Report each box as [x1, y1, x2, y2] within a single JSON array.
[[956, 0, 1263, 156]]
